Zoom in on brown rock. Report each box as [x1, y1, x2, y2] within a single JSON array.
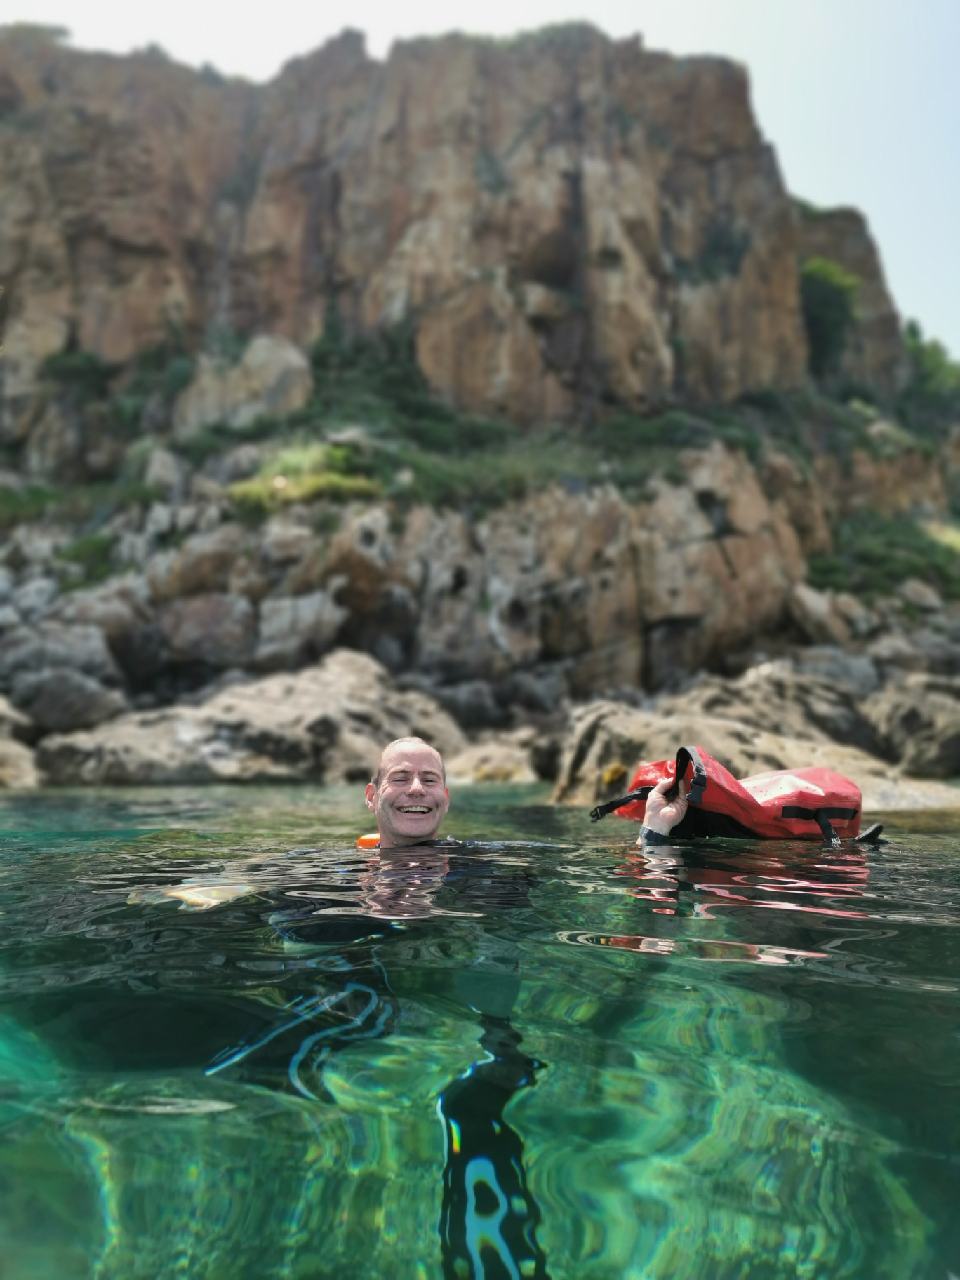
[[552, 699, 885, 806], [0, 738, 39, 789], [552, 697, 958, 813], [0, 26, 818, 427], [159, 594, 257, 667], [446, 738, 538, 785], [657, 662, 886, 758], [0, 692, 32, 741], [172, 335, 313, 440], [11, 668, 127, 733], [795, 205, 907, 396], [147, 525, 247, 600], [866, 674, 960, 778], [38, 648, 466, 785], [255, 591, 347, 669], [789, 583, 852, 646]]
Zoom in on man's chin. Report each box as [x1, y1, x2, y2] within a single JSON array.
[[384, 812, 442, 843]]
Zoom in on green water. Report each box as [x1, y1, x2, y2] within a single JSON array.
[[1, 785, 959, 1279]]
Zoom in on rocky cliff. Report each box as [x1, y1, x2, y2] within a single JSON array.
[[0, 22, 903, 436], [0, 23, 956, 794]]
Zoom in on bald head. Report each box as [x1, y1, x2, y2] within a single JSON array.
[[365, 738, 449, 848], [372, 737, 446, 785]]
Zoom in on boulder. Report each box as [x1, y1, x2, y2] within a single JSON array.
[[0, 622, 124, 690], [13, 575, 59, 622], [792, 647, 880, 700], [173, 335, 312, 440], [789, 584, 851, 646], [0, 738, 38, 789], [656, 661, 886, 758], [897, 577, 944, 613], [143, 446, 188, 500], [552, 698, 958, 813], [158, 594, 257, 668], [447, 738, 539, 784], [10, 669, 127, 733], [254, 591, 347, 669], [0, 693, 33, 742], [53, 573, 152, 641], [38, 649, 466, 785], [147, 524, 248, 600], [868, 624, 960, 678], [866, 675, 960, 779]]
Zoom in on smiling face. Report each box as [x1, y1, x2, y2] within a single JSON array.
[[364, 739, 450, 849]]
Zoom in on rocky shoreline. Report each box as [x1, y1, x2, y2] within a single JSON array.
[[3, 631, 957, 815]]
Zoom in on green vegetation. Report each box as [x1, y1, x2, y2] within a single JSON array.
[[56, 532, 116, 588], [11, 306, 953, 538], [676, 221, 751, 285], [40, 350, 116, 401], [800, 256, 859, 378], [809, 512, 960, 601], [0, 484, 58, 530], [0, 480, 161, 532], [111, 339, 195, 433], [897, 319, 960, 439], [227, 441, 382, 515]]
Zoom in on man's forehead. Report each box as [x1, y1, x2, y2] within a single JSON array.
[[380, 745, 443, 773]]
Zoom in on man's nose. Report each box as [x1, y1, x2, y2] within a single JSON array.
[[407, 774, 427, 794]]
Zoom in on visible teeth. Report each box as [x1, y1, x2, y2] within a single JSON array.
[[399, 806, 430, 813]]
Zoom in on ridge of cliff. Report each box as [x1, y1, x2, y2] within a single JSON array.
[[0, 21, 904, 434]]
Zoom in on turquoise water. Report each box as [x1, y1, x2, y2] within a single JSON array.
[[1, 785, 959, 1279]]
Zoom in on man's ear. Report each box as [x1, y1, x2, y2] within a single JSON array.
[[364, 782, 376, 812]]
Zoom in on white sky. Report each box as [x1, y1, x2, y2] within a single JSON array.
[[5, 0, 959, 356]]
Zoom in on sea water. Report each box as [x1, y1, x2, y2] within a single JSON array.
[[0, 784, 958, 1279]]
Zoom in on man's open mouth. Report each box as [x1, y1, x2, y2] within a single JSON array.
[[398, 806, 431, 814]]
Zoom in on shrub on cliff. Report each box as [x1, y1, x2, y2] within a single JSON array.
[[40, 350, 116, 402], [800, 257, 859, 379], [227, 441, 381, 515], [897, 319, 960, 438], [809, 512, 960, 600]]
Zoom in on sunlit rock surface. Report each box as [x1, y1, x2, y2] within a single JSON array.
[[0, 24, 904, 424]]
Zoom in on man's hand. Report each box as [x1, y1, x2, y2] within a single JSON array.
[[638, 776, 690, 842]]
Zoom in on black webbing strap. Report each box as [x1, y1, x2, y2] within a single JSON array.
[[780, 805, 859, 846], [589, 788, 651, 823], [588, 745, 706, 823]]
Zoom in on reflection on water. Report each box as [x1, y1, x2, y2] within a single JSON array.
[[0, 787, 959, 1277]]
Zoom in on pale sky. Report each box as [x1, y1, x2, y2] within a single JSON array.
[[5, 0, 958, 356]]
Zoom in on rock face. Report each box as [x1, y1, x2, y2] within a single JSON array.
[[37, 648, 466, 785], [173, 336, 313, 440], [795, 206, 908, 397], [866, 674, 960, 779], [324, 444, 805, 693], [0, 23, 903, 431], [552, 673, 960, 814]]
